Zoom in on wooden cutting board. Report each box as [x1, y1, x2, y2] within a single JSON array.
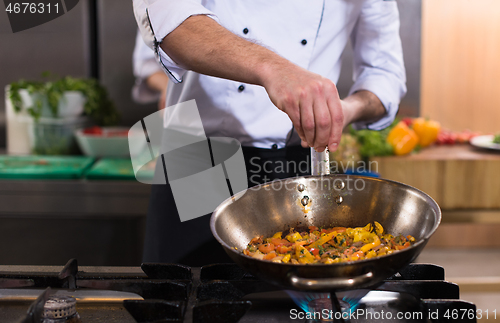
[[371, 145, 500, 209]]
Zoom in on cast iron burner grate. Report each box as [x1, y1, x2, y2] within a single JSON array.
[[1, 259, 477, 323]]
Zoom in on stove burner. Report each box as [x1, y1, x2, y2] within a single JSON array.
[[42, 296, 81, 323], [0, 261, 477, 323], [306, 297, 347, 322]]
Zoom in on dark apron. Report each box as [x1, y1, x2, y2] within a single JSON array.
[[142, 145, 310, 266]]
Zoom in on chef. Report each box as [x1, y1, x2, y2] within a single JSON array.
[[132, 0, 406, 265]]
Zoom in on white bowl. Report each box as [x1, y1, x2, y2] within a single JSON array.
[[56, 91, 86, 118], [75, 127, 146, 157], [16, 89, 86, 118]]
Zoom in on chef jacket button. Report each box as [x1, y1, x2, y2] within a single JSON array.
[[271, 144, 278, 149], [301, 39, 307, 45], [238, 85, 245, 92], [243, 28, 249, 34]]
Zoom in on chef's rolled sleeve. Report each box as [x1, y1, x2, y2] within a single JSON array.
[[349, 0, 407, 131], [133, 0, 219, 83], [132, 31, 163, 104]]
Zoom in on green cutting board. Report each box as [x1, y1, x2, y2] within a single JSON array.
[[85, 158, 155, 180], [0, 156, 95, 179]]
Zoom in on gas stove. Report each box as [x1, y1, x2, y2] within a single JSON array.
[[0, 259, 476, 322]]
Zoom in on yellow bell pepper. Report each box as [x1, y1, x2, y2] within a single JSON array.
[[272, 232, 282, 239], [365, 250, 377, 259], [296, 244, 315, 263], [374, 221, 384, 235], [282, 254, 291, 263], [360, 235, 381, 253], [305, 232, 335, 249], [352, 229, 371, 243], [323, 257, 341, 264], [412, 118, 441, 147], [286, 232, 302, 243], [386, 121, 419, 155]]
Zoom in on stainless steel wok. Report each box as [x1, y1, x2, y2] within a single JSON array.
[[210, 175, 441, 292]]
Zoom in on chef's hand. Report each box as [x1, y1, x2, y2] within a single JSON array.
[[262, 65, 344, 152], [158, 86, 168, 110], [145, 71, 169, 110]]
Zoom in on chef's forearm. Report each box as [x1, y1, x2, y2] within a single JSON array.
[[160, 14, 344, 151], [341, 91, 386, 128], [160, 15, 293, 87]]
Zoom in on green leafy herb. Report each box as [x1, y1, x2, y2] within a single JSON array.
[[493, 134, 500, 144], [9, 73, 119, 126], [348, 120, 398, 159]]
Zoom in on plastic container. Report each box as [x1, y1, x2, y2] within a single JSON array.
[[75, 127, 146, 157], [26, 117, 88, 155], [43, 90, 86, 118], [5, 86, 31, 154], [18, 89, 86, 118], [5, 86, 86, 154]]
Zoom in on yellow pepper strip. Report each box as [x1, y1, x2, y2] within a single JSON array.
[[352, 229, 371, 243], [386, 121, 419, 155], [360, 235, 381, 253], [295, 244, 315, 263], [383, 233, 394, 241], [282, 254, 291, 263], [305, 232, 335, 249], [374, 221, 384, 235], [412, 117, 441, 147], [287, 232, 302, 242], [272, 232, 282, 239], [365, 250, 377, 259]]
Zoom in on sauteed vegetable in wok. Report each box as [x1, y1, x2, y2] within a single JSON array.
[[244, 222, 415, 264]]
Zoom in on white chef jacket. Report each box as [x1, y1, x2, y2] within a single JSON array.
[[132, 0, 407, 149], [132, 31, 164, 104]]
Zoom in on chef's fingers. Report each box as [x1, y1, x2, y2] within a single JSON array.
[[311, 96, 331, 152], [280, 97, 307, 145], [299, 93, 315, 148], [294, 115, 307, 145], [327, 93, 343, 152]]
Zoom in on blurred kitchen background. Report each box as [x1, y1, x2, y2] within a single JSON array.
[[0, 0, 499, 318]]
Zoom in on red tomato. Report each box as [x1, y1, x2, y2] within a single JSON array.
[[83, 126, 103, 135], [270, 238, 288, 246], [277, 245, 292, 253], [446, 133, 457, 145], [258, 243, 275, 254], [436, 132, 446, 145], [263, 252, 277, 260], [402, 117, 413, 127], [309, 248, 320, 256]]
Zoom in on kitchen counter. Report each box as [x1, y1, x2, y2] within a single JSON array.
[[0, 179, 150, 217], [0, 179, 151, 266], [417, 248, 500, 322], [372, 144, 500, 209], [372, 145, 500, 249]]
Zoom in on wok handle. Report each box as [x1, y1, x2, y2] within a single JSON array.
[[288, 271, 374, 290]]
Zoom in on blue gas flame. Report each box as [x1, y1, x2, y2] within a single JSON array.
[[286, 290, 365, 315]]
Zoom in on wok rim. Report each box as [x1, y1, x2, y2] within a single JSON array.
[[210, 174, 442, 268]]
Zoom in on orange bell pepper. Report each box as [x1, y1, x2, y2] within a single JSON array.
[[412, 118, 441, 147], [386, 121, 419, 155]]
